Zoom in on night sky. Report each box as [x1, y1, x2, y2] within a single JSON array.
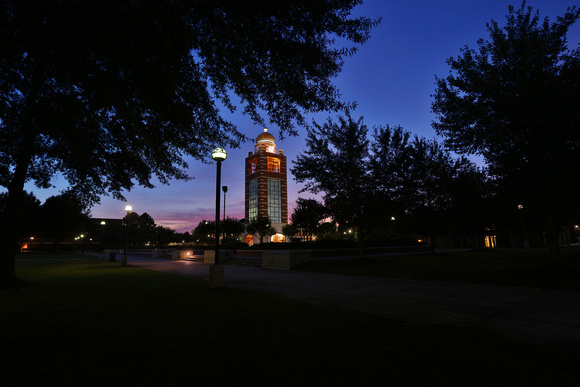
[[24, 0, 580, 232]]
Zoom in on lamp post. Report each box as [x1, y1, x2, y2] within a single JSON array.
[[210, 148, 227, 289], [80, 234, 85, 255], [222, 185, 228, 226], [122, 205, 132, 266], [100, 221, 106, 254]]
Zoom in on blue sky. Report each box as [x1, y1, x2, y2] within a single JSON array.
[[25, 0, 580, 232]]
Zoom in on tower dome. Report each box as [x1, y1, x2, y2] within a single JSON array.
[[254, 128, 277, 153], [256, 128, 275, 144]]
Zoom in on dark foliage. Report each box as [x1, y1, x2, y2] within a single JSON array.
[[290, 197, 327, 239], [292, 112, 373, 257], [0, 0, 379, 284], [432, 2, 580, 257], [293, 113, 485, 256]]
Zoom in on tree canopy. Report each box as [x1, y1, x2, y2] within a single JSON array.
[[0, 0, 378, 285], [292, 113, 373, 257], [290, 198, 327, 240], [0, 191, 40, 237], [401, 136, 481, 252], [432, 1, 580, 257], [39, 192, 90, 250], [292, 113, 486, 255], [1, 0, 378, 201], [246, 216, 276, 244]]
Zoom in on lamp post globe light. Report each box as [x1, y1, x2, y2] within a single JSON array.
[[122, 205, 133, 266], [210, 147, 227, 289], [212, 147, 227, 162]]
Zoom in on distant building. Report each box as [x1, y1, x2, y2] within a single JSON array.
[[244, 129, 288, 244]]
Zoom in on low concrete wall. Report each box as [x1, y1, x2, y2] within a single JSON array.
[[171, 250, 201, 260], [104, 249, 123, 254], [262, 250, 310, 270], [228, 256, 262, 268], [204, 250, 234, 264], [308, 245, 430, 258], [235, 250, 262, 257], [152, 249, 170, 259]]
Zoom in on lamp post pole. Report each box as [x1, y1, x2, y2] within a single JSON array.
[[122, 205, 132, 266], [222, 186, 228, 236], [100, 221, 106, 254], [210, 148, 227, 289], [214, 161, 222, 264]]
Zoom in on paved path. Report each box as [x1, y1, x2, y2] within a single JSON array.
[[125, 255, 580, 346]]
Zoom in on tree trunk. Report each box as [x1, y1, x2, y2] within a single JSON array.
[[0, 155, 31, 287], [1, 76, 40, 287]]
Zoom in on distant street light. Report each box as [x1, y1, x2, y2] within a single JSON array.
[[79, 234, 85, 254], [210, 147, 227, 289], [222, 186, 228, 225], [122, 205, 133, 266], [100, 221, 106, 252]]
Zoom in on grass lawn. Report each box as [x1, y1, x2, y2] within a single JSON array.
[[1, 256, 579, 385], [296, 247, 580, 290]]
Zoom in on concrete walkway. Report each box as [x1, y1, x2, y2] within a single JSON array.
[[125, 255, 580, 346]]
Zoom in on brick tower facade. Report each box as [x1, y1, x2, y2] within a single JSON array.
[[245, 129, 288, 235]]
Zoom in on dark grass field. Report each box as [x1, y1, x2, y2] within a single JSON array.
[[1, 253, 579, 385], [296, 247, 580, 290]]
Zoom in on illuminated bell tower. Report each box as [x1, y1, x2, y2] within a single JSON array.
[[245, 129, 288, 235]]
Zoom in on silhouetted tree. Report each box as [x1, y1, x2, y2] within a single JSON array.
[[0, 1, 379, 285], [432, 2, 580, 259], [138, 213, 156, 231], [39, 192, 90, 252], [136, 212, 156, 245], [445, 163, 491, 249], [180, 231, 193, 244], [192, 220, 217, 245], [368, 124, 412, 239], [292, 113, 373, 258], [401, 137, 480, 253], [281, 224, 298, 241], [221, 217, 245, 238], [290, 198, 327, 240], [317, 222, 338, 238], [0, 192, 41, 244], [155, 226, 178, 247], [246, 217, 276, 244]]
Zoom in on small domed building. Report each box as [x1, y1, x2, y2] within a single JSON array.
[[244, 129, 288, 244]]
